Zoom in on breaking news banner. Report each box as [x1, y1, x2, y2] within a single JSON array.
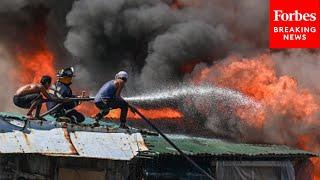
[[269, 0, 320, 48]]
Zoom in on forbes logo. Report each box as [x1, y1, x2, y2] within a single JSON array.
[[269, 0, 320, 48], [273, 10, 316, 22]]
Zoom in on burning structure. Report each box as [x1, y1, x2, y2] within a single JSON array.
[[0, 113, 316, 180], [0, 0, 320, 179]]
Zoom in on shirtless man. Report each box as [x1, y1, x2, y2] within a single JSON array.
[[13, 75, 52, 119]]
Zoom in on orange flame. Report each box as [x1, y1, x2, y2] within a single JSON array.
[[14, 7, 55, 84], [16, 50, 55, 84], [179, 59, 202, 73], [193, 54, 320, 179], [76, 103, 183, 120], [311, 158, 320, 180]]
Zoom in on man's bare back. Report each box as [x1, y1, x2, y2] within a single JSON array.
[[13, 76, 53, 119], [15, 83, 48, 98]]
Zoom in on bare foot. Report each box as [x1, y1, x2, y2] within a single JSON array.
[[93, 112, 104, 120], [35, 116, 46, 121], [26, 115, 36, 120]]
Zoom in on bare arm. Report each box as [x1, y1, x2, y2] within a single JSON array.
[[115, 80, 124, 98], [40, 86, 51, 99]]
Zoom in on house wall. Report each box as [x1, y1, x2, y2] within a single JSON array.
[[0, 154, 54, 180], [216, 161, 295, 180], [142, 157, 214, 179], [0, 154, 313, 180], [0, 155, 134, 180], [141, 157, 312, 180]]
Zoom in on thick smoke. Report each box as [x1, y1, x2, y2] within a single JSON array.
[[187, 53, 320, 149], [0, 45, 20, 112], [2, 0, 320, 151], [0, 0, 44, 112], [273, 50, 320, 91], [0, 0, 31, 12], [0, 0, 74, 111], [65, 0, 268, 91]]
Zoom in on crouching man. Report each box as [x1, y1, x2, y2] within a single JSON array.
[[94, 71, 134, 129], [47, 67, 86, 123], [13, 75, 52, 119]]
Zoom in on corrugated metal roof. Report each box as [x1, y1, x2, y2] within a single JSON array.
[[0, 112, 316, 160], [70, 132, 148, 160], [0, 113, 148, 160], [143, 135, 317, 158], [0, 128, 75, 154]]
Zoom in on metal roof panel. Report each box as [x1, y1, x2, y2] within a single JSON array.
[[0, 128, 75, 154], [143, 135, 317, 158], [0, 113, 149, 160], [70, 132, 148, 160], [0, 112, 316, 159]]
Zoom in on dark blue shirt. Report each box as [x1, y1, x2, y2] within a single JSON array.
[[47, 82, 75, 110], [94, 80, 116, 103]]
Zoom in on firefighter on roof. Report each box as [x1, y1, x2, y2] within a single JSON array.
[[94, 71, 134, 128], [46, 67, 85, 123]]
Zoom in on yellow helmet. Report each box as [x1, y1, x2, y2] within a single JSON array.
[[57, 67, 75, 78], [57, 67, 75, 85]]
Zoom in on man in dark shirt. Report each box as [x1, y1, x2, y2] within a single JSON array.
[[94, 71, 133, 128], [47, 67, 85, 123]]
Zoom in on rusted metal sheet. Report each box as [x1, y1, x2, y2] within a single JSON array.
[[0, 128, 75, 154], [70, 132, 148, 160], [0, 113, 149, 159], [0, 113, 140, 133]]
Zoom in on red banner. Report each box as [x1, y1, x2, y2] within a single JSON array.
[[269, 0, 320, 48]]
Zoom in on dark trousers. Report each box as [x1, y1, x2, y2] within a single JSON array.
[[13, 93, 42, 117], [95, 98, 128, 123], [13, 93, 41, 109], [65, 109, 85, 123]]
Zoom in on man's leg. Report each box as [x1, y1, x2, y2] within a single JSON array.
[[119, 100, 129, 125], [29, 95, 43, 119], [13, 94, 35, 109], [14, 94, 41, 119], [94, 102, 110, 120], [108, 98, 129, 128], [66, 109, 85, 123], [26, 101, 38, 118]]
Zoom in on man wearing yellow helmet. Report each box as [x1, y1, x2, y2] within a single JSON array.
[[46, 67, 85, 123]]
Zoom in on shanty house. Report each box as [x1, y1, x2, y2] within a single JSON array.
[[0, 112, 316, 180]]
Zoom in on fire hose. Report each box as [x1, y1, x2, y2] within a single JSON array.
[[128, 105, 215, 180], [39, 97, 95, 118], [37, 97, 216, 179]]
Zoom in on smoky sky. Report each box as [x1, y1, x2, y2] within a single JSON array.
[[0, 0, 270, 92], [0, 0, 74, 112], [0, 0, 74, 66], [1, 0, 318, 113], [64, 0, 269, 91]]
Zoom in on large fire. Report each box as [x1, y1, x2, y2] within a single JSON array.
[[14, 6, 183, 121], [77, 103, 183, 120], [193, 54, 320, 179], [11, 5, 319, 178], [14, 6, 55, 84], [16, 50, 55, 84]]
